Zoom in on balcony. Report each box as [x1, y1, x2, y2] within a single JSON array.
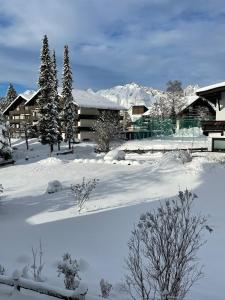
[[202, 120, 225, 134]]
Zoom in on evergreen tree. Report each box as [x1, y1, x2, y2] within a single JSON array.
[[51, 50, 62, 150], [5, 83, 17, 107], [37, 35, 59, 153], [62, 45, 76, 149]]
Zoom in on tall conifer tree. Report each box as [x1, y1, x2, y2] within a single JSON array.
[[38, 35, 59, 153], [5, 83, 17, 104], [51, 50, 62, 150], [62, 45, 76, 149]]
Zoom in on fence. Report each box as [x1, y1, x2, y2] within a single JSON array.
[[0, 274, 87, 300]]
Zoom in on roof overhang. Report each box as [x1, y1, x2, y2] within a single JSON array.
[[196, 83, 225, 104]]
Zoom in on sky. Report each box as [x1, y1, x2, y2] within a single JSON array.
[[0, 0, 225, 96]]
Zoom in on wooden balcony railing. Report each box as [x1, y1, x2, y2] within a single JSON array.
[[202, 120, 225, 132]]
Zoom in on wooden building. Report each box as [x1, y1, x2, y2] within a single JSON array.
[[196, 82, 225, 151], [3, 90, 40, 137], [3, 89, 125, 141], [176, 95, 215, 130]]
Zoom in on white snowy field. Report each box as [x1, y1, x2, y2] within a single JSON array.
[[0, 138, 225, 299]]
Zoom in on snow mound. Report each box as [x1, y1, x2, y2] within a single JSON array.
[[159, 151, 192, 168], [104, 149, 125, 161], [47, 180, 63, 194], [38, 157, 62, 165], [174, 127, 204, 137]]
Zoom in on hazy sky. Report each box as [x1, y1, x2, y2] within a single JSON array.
[[0, 0, 225, 95]]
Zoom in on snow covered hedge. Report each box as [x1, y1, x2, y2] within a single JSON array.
[[0, 124, 12, 161], [104, 149, 125, 161]]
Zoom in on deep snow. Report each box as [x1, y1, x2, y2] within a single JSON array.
[[0, 138, 225, 300]]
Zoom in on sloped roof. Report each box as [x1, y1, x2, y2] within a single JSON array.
[[3, 90, 40, 114], [196, 81, 225, 93], [178, 95, 215, 115], [59, 88, 126, 110]]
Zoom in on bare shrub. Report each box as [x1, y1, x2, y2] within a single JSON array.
[[57, 253, 80, 290], [125, 190, 210, 300], [31, 240, 45, 282], [93, 110, 121, 152], [0, 184, 3, 196], [0, 264, 6, 275], [71, 177, 99, 212], [100, 278, 112, 298]]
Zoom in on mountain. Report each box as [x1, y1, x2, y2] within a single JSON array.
[[95, 82, 168, 109]]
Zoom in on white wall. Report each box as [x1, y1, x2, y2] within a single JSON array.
[[216, 92, 225, 120]]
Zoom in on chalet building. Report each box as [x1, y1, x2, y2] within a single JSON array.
[[3, 90, 41, 137], [176, 95, 216, 130], [3, 88, 125, 141], [196, 82, 225, 151]]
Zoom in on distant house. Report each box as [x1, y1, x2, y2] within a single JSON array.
[[196, 82, 225, 151], [3, 90, 40, 137], [176, 95, 215, 130], [3, 88, 126, 141]]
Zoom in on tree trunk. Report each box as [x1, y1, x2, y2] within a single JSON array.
[[58, 142, 60, 151], [68, 139, 71, 150], [25, 130, 29, 150], [50, 144, 54, 154]]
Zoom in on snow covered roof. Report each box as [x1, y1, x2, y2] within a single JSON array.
[[3, 90, 40, 114], [196, 81, 225, 94], [58, 88, 126, 110], [178, 95, 216, 115]]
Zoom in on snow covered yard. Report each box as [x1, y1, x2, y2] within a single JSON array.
[[0, 139, 225, 299]]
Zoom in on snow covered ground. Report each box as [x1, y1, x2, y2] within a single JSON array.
[[0, 138, 225, 299]]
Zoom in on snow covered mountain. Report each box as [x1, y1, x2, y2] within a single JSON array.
[[95, 83, 199, 110], [95, 83, 168, 109]]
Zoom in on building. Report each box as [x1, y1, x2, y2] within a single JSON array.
[[176, 95, 215, 130], [196, 82, 225, 151], [3, 90, 40, 137], [3, 88, 126, 141], [70, 89, 125, 141]]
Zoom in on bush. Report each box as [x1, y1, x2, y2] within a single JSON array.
[[125, 190, 209, 300], [0, 146, 12, 161], [178, 150, 192, 164], [47, 180, 63, 194], [0, 264, 6, 275], [71, 177, 99, 212], [57, 253, 81, 290], [100, 278, 112, 298]]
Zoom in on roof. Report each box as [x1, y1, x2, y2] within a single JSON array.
[[196, 81, 225, 94], [3, 90, 40, 114], [4, 88, 126, 115], [22, 90, 40, 105], [178, 95, 215, 115], [59, 88, 126, 110]]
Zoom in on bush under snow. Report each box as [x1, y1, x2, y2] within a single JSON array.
[[104, 149, 125, 161], [57, 253, 81, 290], [47, 180, 63, 194], [100, 278, 112, 298]]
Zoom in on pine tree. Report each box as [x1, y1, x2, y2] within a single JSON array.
[[37, 35, 59, 153], [5, 83, 17, 107], [62, 45, 76, 150], [51, 50, 62, 150]]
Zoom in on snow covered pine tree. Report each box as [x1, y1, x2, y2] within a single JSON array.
[[62, 45, 76, 150], [51, 50, 62, 150], [37, 35, 60, 153]]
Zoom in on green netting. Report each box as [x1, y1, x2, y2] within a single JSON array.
[[128, 115, 215, 140]]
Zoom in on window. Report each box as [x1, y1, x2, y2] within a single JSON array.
[[212, 138, 225, 151]]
